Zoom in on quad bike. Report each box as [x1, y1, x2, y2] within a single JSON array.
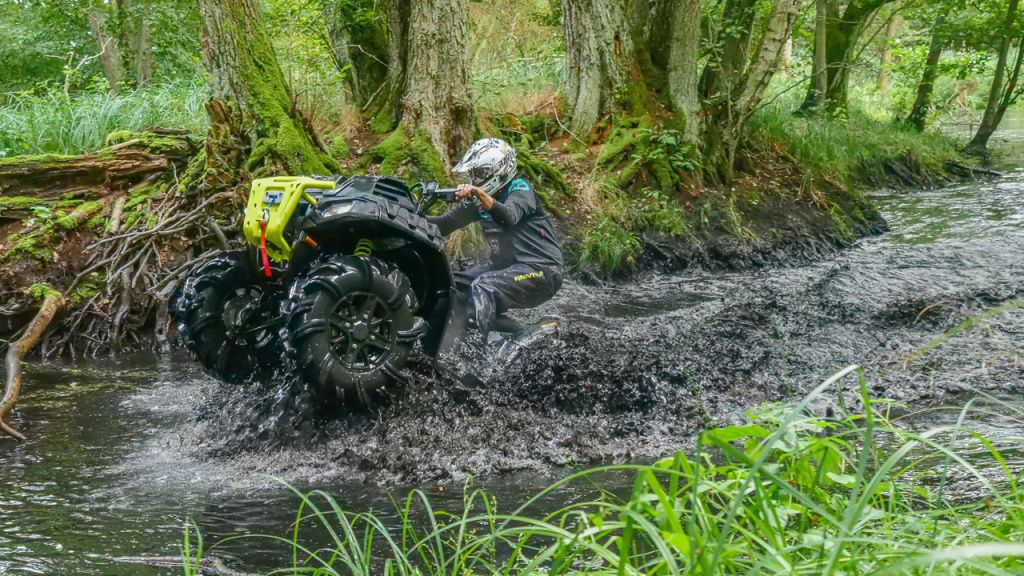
[[172, 175, 558, 408]]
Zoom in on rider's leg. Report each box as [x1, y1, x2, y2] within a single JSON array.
[[469, 264, 563, 340]]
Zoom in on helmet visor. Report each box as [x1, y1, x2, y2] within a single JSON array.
[[466, 165, 494, 186]]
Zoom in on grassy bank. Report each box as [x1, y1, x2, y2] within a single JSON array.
[[182, 366, 1024, 575], [0, 82, 207, 157], [567, 106, 965, 275]]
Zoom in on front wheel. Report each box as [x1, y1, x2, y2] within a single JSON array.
[[172, 249, 283, 384], [286, 255, 419, 408]]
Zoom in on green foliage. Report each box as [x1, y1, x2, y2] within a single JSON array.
[[0, 82, 207, 156], [751, 102, 961, 188], [182, 366, 1024, 575], [576, 214, 643, 274], [370, 128, 448, 183], [575, 182, 687, 275]]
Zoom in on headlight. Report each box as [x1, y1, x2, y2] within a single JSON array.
[[321, 203, 355, 218]]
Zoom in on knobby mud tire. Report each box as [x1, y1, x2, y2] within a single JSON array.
[[285, 255, 420, 409], [172, 250, 282, 384]]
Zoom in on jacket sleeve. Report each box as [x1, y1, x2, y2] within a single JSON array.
[[487, 182, 536, 228], [427, 204, 478, 236]]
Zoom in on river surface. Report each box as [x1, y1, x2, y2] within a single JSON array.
[[2, 155, 1024, 574]]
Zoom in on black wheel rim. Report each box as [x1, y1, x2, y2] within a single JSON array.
[[222, 287, 264, 342], [328, 291, 394, 371]]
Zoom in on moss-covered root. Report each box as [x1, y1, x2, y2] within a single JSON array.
[[370, 127, 448, 183]]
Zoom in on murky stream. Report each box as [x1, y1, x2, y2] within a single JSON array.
[[2, 149, 1024, 574]]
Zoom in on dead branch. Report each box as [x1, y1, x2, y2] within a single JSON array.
[[1, 291, 66, 441]]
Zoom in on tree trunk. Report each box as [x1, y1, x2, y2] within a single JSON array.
[[562, 0, 636, 136], [967, 0, 1021, 155], [400, 0, 474, 165], [877, 14, 900, 96], [194, 0, 335, 189], [811, 0, 830, 108], [666, 0, 702, 143], [906, 13, 946, 131], [801, 0, 894, 113], [781, 36, 793, 77], [131, 16, 153, 86], [88, 9, 125, 94], [704, 0, 803, 183]]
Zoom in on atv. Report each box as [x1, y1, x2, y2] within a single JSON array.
[[172, 175, 556, 408]]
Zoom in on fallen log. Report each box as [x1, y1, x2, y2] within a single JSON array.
[[0, 129, 195, 201], [1, 288, 67, 441]]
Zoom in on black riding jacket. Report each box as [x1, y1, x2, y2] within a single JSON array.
[[427, 178, 563, 270]]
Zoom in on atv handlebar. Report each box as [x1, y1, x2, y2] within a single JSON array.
[[415, 182, 460, 214], [420, 182, 460, 202]]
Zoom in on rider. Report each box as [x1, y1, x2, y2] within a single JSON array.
[[427, 138, 563, 341]]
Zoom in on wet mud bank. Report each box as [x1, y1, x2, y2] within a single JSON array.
[[167, 174, 1024, 485]]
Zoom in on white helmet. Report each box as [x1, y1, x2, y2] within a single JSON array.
[[453, 138, 518, 195]]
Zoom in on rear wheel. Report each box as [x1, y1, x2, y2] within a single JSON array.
[[286, 255, 420, 408], [172, 250, 282, 383]]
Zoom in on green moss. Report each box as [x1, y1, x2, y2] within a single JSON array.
[[0, 196, 48, 214], [371, 127, 447, 183], [104, 130, 188, 155], [0, 153, 76, 168], [29, 283, 61, 300], [326, 132, 350, 159], [54, 200, 102, 229], [4, 231, 52, 261]]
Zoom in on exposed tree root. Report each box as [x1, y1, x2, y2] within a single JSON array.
[[1, 289, 66, 441]]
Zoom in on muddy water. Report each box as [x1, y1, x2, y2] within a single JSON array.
[[2, 168, 1024, 573]]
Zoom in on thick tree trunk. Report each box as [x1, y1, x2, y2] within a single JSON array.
[[400, 0, 474, 165], [877, 15, 900, 96], [906, 14, 946, 131], [801, 0, 893, 113], [666, 0, 702, 143], [967, 0, 1021, 155], [195, 0, 334, 188], [561, 0, 639, 136], [88, 9, 125, 94]]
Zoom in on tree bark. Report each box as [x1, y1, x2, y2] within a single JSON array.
[[195, 0, 334, 188], [666, 0, 702, 143], [967, 0, 1021, 155], [561, 0, 640, 137], [906, 13, 946, 131], [800, 0, 894, 113], [877, 14, 900, 96], [812, 0, 830, 107], [88, 9, 125, 94], [400, 0, 474, 165]]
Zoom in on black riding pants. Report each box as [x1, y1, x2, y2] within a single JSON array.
[[454, 264, 562, 337]]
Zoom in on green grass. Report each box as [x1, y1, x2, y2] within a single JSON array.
[[182, 366, 1024, 575], [0, 82, 207, 156], [750, 103, 962, 188]]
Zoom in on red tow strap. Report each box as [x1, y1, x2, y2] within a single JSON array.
[[259, 219, 272, 278]]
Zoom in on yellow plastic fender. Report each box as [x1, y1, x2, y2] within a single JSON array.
[[242, 177, 335, 261]]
